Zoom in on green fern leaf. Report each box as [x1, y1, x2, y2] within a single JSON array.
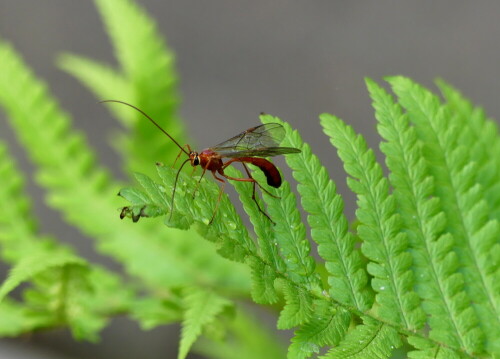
[[0, 143, 60, 262], [224, 164, 286, 283], [366, 78, 483, 353], [321, 317, 401, 359], [0, 39, 250, 294], [289, 303, 351, 359], [178, 287, 232, 359], [436, 79, 500, 223], [261, 115, 373, 311], [0, 252, 86, 302], [195, 307, 287, 359], [320, 113, 425, 331], [130, 296, 183, 330], [277, 280, 314, 329], [407, 336, 467, 359], [93, 0, 187, 177], [252, 114, 321, 291], [58, 54, 134, 124], [387, 76, 499, 354], [0, 299, 52, 336], [249, 257, 279, 304], [0, 140, 134, 339]]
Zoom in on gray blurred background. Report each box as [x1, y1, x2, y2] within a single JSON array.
[[0, 1, 499, 358]]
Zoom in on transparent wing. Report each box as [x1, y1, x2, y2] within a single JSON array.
[[210, 123, 299, 158]]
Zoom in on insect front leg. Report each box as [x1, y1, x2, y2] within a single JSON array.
[[192, 167, 207, 199]]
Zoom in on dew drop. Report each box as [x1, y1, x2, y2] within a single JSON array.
[[227, 221, 237, 230], [379, 286, 385, 291]]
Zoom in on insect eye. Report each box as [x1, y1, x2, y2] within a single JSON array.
[[193, 156, 200, 166]]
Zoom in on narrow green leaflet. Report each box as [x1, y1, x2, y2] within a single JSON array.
[[388, 76, 498, 354], [130, 296, 183, 330], [225, 164, 285, 292], [249, 257, 280, 304], [407, 336, 466, 359], [58, 54, 134, 124], [366, 78, 482, 353], [255, 115, 321, 291], [178, 287, 232, 359], [276, 280, 313, 329], [289, 302, 351, 359], [0, 252, 86, 302], [436, 79, 500, 223], [321, 317, 402, 359], [320, 113, 425, 331], [0, 299, 51, 336], [262, 115, 373, 311], [194, 308, 287, 359], [93, 0, 187, 178]]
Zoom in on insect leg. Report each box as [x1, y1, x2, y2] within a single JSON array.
[[222, 158, 279, 197], [192, 167, 207, 199], [240, 163, 275, 224], [209, 171, 226, 224], [219, 164, 275, 224]]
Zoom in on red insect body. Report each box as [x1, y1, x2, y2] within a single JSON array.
[[103, 100, 300, 224]]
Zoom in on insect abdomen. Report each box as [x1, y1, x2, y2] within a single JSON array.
[[240, 157, 282, 188]]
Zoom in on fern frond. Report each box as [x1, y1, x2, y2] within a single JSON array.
[[366, 78, 483, 353], [320, 114, 425, 331], [321, 317, 401, 359], [407, 336, 467, 359], [0, 143, 59, 262], [0, 40, 250, 294], [289, 303, 351, 359], [194, 307, 287, 359], [261, 115, 373, 311], [388, 76, 499, 354], [262, 179, 320, 288], [58, 54, 134, 124], [436, 79, 500, 222], [276, 280, 314, 329], [0, 252, 86, 302], [0, 299, 52, 336], [225, 164, 285, 291], [92, 0, 187, 177], [0, 252, 110, 341], [249, 257, 280, 304], [120, 166, 257, 263], [178, 287, 232, 359]]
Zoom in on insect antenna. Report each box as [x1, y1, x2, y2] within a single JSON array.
[[100, 100, 189, 155], [169, 157, 192, 221]]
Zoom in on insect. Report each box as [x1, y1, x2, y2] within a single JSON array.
[[103, 100, 301, 224]]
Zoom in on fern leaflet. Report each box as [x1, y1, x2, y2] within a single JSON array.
[[366, 78, 483, 353], [436, 79, 500, 223], [261, 115, 373, 311], [321, 317, 401, 359], [388, 76, 499, 354], [178, 287, 232, 359], [320, 113, 425, 331]]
